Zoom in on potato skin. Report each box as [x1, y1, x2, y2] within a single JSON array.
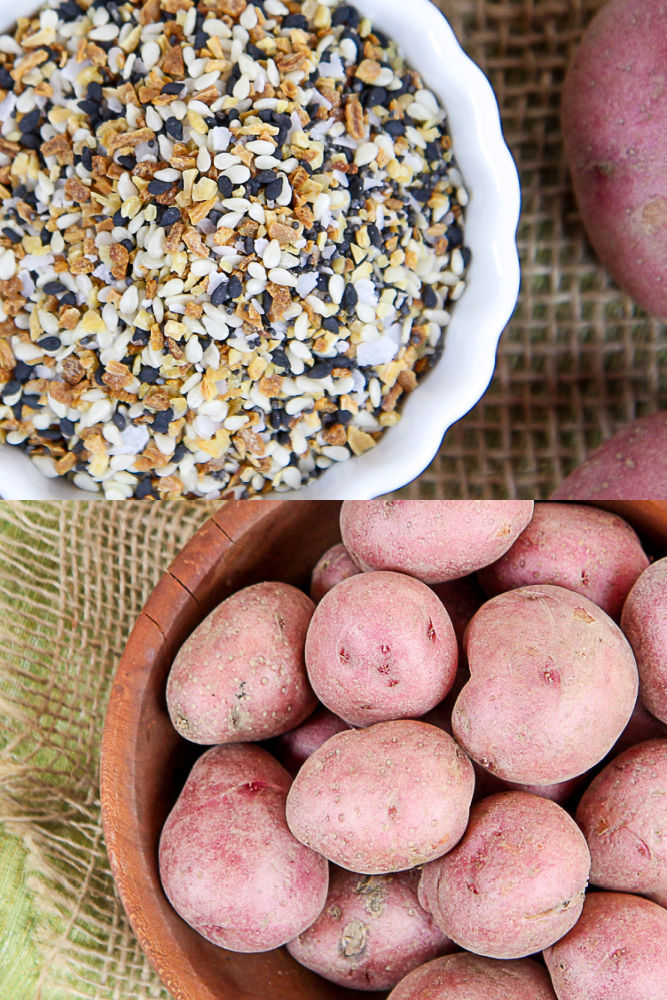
[[285, 720, 475, 874], [340, 500, 534, 583], [310, 543, 361, 602], [452, 585, 639, 784], [286, 867, 454, 991], [562, 0, 667, 320], [477, 503, 648, 620], [305, 572, 458, 728], [543, 892, 667, 1000], [388, 953, 557, 1000], [166, 581, 316, 744], [576, 739, 667, 907], [418, 792, 590, 960], [621, 557, 667, 724], [550, 411, 667, 501], [272, 706, 352, 776], [158, 744, 329, 953]]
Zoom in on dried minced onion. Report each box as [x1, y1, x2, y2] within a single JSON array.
[[0, 0, 470, 499]]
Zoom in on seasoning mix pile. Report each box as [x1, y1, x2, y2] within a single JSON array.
[[0, 0, 470, 498]]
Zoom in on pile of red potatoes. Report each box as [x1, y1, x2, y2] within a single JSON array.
[[158, 500, 667, 1000]]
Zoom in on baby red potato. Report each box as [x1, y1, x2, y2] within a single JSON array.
[[310, 543, 362, 602], [159, 744, 329, 952], [340, 500, 534, 583], [286, 720, 474, 875], [388, 952, 557, 1000], [621, 557, 667, 724]]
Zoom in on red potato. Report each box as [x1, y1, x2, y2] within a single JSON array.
[[576, 739, 667, 907], [452, 585, 639, 784], [310, 543, 361, 602], [166, 581, 316, 744], [340, 500, 534, 583], [158, 744, 329, 953], [388, 953, 557, 1000], [418, 792, 590, 960], [286, 867, 454, 991], [272, 706, 352, 776], [550, 411, 667, 501], [562, 0, 667, 320], [477, 503, 649, 620], [285, 720, 474, 875], [305, 572, 458, 728], [543, 892, 667, 1000], [621, 557, 667, 724]]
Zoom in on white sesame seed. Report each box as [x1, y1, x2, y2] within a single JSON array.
[[248, 202, 266, 224], [141, 41, 161, 70], [0, 248, 16, 281], [233, 75, 251, 101], [240, 5, 258, 29], [214, 152, 241, 169], [197, 147, 212, 172], [226, 164, 251, 185], [246, 139, 276, 155], [185, 337, 204, 364], [321, 445, 350, 462], [261, 240, 280, 270], [355, 142, 378, 167], [253, 154, 282, 170], [146, 106, 162, 132], [89, 23, 119, 42]]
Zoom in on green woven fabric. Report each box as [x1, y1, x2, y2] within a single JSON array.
[[0, 501, 219, 1000]]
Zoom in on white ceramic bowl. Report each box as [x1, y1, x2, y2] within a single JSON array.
[[0, 0, 520, 500]]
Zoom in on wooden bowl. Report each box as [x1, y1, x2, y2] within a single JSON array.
[[100, 500, 667, 1000]]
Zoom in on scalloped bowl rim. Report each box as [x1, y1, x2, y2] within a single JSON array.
[[0, 0, 520, 499]]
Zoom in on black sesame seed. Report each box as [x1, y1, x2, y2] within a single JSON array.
[[194, 29, 208, 50], [383, 119, 406, 137], [81, 146, 94, 171], [39, 426, 63, 441], [246, 42, 265, 60], [21, 393, 41, 409], [152, 408, 173, 434], [112, 409, 127, 430], [131, 329, 150, 346], [78, 99, 100, 117], [245, 177, 262, 197], [14, 184, 27, 199], [19, 108, 40, 133], [148, 178, 173, 195], [413, 187, 432, 204], [20, 133, 41, 150], [367, 223, 381, 247], [322, 316, 339, 333], [135, 476, 158, 499], [116, 155, 136, 171], [165, 116, 183, 140], [283, 12, 309, 29], [316, 272, 329, 292], [14, 361, 32, 383], [271, 347, 290, 371], [373, 29, 389, 46], [276, 430, 291, 445], [256, 170, 277, 185], [211, 281, 230, 307], [333, 4, 360, 27], [59, 291, 78, 307], [265, 178, 283, 200], [262, 290, 273, 315], [10, 402, 23, 420], [112, 209, 125, 226], [363, 86, 387, 108], [227, 276, 243, 299], [243, 236, 254, 255], [446, 224, 463, 248], [342, 283, 358, 309], [38, 336, 61, 352], [139, 366, 160, 384], [1, 379, 20, 400], [59, 418, 76, 437], [87, 81, 103, 101], [422, 285, 437, 309], [160, 206, 181, 227], [172, 442, 188, 463], [308, 360, 335, 378], [94, 367, 106, 386], [121, 238, 134, 251], [348, 175, 363, 200], [336, 409, 353, 425], [217, 175, 233, 197], [162, 81, 185, 94], [2, 227, 22, 243], [460, 246, 472, 267], [0, 66, 14, 90]]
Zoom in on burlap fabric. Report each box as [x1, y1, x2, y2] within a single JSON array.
[[397, 0, 666, 499]]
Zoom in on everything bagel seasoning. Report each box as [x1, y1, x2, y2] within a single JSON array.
[[0, 0, 470, 498]]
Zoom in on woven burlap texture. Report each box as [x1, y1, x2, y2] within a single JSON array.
[[0, 500, 220, 1000], [396, 0, 666, 499]]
